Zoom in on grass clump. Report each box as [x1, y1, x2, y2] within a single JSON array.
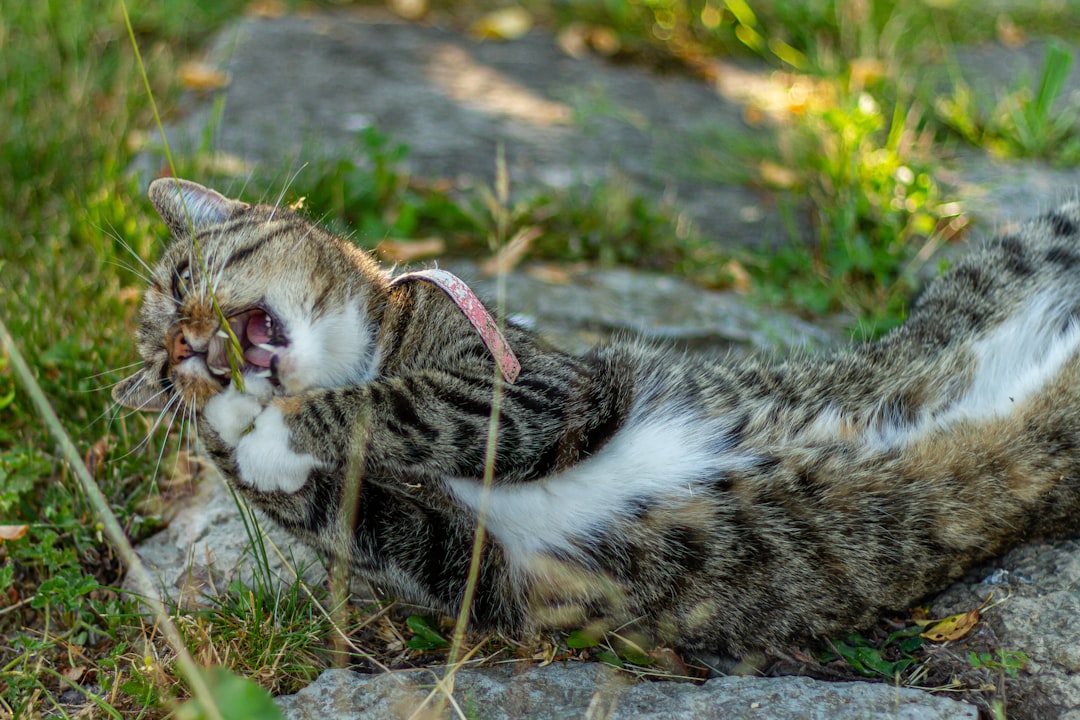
[[935, 42, 1080, 163]]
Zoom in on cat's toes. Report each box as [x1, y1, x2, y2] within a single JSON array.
[[242, 373, 275, 403], [203, 385, 263, 446], [235, 406, 322, 494]]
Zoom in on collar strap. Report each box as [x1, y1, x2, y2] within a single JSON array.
[[389, 269, 521, 383]]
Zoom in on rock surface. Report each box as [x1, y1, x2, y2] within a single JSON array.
[[164, 9, 786, 250], [133, 7, 1080, 720], [275, 663, 976, 720]]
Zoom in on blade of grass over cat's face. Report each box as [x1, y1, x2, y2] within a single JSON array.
[[119, 0, 246, 393]]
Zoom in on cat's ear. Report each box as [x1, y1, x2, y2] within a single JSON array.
[[148, 178, 249, 237], [112, 368, 168, 412]]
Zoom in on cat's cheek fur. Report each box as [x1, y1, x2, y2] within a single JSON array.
[[234, 405, 322, 494], [274, 302, 378, 395]]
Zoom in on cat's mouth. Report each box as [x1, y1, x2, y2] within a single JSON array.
[[205, 308, 286, 384]]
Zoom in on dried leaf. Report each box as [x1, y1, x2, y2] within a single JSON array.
[[471, 7, 533, 41], [178, 63, 230, 92], [83, 436, 112, 479], [759, 160, 799, 189], [480, 226, 543, 276], [725, 259, 752, 294], [62, 665, 86, 683], [0, 525, 28, 542], [245, 0, 287, 18], [388, 0, 427, 21], [525, 263, 574, 285], [556, 23, 621, 59], [375, 237, 446, 264], [920, 607, 981, 642]]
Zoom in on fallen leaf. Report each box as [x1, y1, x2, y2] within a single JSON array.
[[909, 606, 931, 622], [388, 0, 427, 21], [471, 7, 533, 41], [375, 237, 446, 264], [179, 62, 230, 92], [920, 607, 981, 642], [480, 226, 543, 276], [996, 14, 1025, 48], [245, 0, 287, 18], [649, 647, 690, 676], [725, 259, 752, 294], [525, 263, 574, 285], [759, 160, 799, 189], [0, 525, 28, 542], [62, 665, 86, 683], [83, 436, 112, 479]]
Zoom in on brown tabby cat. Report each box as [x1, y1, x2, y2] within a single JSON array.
[[115, 178, 1080, 658]]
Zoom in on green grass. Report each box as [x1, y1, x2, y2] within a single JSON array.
[[3, 0, 1079, 716]]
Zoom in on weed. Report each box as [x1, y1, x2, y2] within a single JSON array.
[[935, 42, 1080, 162], [743, 81, 964, 335], [968, 649, 1029, 679], [819, 625, 925, 680], [266, 127, 482, 245], [405, 616, 451, 651]]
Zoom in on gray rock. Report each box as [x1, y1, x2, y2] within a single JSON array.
[[931, 539, 1080, 718], [158, 10, 786, 250], [275, 663, 977, 720], [127, 475, 324, 605], [451, 261, 838, 356]]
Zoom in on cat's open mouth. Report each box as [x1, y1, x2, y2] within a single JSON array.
[[205, 308, 286, 384]]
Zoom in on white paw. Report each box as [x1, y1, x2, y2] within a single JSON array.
[[203, 384, 264, 447], [235, 405, 322, 494]]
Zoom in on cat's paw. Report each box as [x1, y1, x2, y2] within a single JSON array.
[[203, 383, 264, 447], [235, 404, 323, 494]]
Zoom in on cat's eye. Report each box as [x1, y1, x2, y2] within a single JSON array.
[[172, 262, 193, 301]]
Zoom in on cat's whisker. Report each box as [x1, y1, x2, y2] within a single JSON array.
[[268, 164, 307, 223], [103, 258, 154, 286], [96, 219, 160, 274], [85, 361, 145, 382], [148, 396, 185, 482], [108, 390, 183, 464]]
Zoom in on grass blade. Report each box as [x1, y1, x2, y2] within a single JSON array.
[[0, 317, 225, 720]]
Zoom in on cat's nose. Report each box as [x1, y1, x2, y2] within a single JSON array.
[[169, 328, 210, 364]]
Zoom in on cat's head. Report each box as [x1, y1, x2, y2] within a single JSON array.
[[113, 178, 389, 413]]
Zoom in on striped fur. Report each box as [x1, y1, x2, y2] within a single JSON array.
[[114, 179, 1080, 657]]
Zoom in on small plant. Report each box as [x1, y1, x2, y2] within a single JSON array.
[[818, 625, 926, 680], [565, 627, 657, 670], [405, 615, 451, 651], [968, 649, 1029, 679], [935, 43, 1080, 162], [746, 80, 964, 335], [271, 127, 482, 246]]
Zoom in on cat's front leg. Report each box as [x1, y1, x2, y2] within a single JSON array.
[[202, 375, 323, 494]]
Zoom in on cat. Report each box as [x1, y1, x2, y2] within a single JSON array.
[[114, 177, 1080, 659]]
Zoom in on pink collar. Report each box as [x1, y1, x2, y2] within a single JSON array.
[[390, 269, 521, 383]]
